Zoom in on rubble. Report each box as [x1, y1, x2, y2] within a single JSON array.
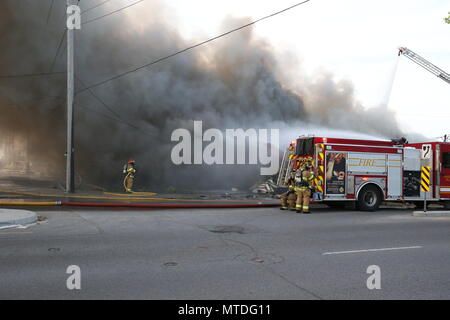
[[250, 178, 277, 194]]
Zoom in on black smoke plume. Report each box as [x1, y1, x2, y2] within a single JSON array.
[[0, 0, 408, 191]]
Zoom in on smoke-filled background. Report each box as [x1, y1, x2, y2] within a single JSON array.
[[0, 0, 416, 191]]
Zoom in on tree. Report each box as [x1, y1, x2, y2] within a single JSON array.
[[445, 12, 450, 24]]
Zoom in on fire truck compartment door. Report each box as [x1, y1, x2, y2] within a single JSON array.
[[387, 154, 402, 198], [403, 148, 421, 198], [347, 153, 387, 174], [439, 144, 450, 198]]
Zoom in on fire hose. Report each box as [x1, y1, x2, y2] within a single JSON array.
[[123, 172, 133, 192], [60, 202, 278, 208], [0, 201, 277, 209], [0, 201, 61, 206], [0, 189, 278, 208]]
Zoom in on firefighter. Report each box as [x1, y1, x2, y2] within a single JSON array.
[[280, 175, 296, 211], [123, 159, 137, 193], [295, 162, 315, 214]]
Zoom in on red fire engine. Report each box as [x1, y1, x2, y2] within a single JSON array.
[[277, 136, 450, 211]]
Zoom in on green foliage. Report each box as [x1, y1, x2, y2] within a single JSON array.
[[445, 12, 450, 24]]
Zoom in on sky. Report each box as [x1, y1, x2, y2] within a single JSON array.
[[159, 0, 450, 140]]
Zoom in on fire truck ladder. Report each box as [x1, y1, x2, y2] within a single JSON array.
[[398, 47, 450, 84], [277, 147, 292, 187]]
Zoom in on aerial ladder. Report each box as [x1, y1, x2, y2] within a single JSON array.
[[398, 47, 450, 85]]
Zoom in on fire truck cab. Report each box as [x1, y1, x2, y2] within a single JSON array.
[[277, 136, 450, 211]]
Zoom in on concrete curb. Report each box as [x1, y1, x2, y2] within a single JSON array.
[[413, 210, 450, 217], [0, 209, 37, 226]]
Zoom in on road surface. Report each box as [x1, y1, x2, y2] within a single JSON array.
[[1, 206, 449, 299]]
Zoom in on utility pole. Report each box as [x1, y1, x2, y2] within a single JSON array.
[[66, 0, 75, 193]]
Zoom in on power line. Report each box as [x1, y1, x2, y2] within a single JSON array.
[[76, 0, 311, 94], [0, 28, 66, 76], [0, 71, 65, 79], [50, 29, 67, 72], [45, 0, 55, 26], [82, 0, 114, 14], [51, 0, 82, 72], [2, 0, 311, 128], [4, 0, 69, 76], [82, 0, 145, 25], [59, 0, 81, 20], [75, 74, 131, 122], [74, 101, 155, 139], [74, 76, 159, 135], [76, 102, 124, 125], [0, 0, 138, 79], [74, 74, 141, 130], [76, 99, 150, 133], [50, 0, 112, 72], [72, 0, 311, 132]]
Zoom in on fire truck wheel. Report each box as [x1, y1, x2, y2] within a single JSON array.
[[442, 201, 450, 210], [357, 185, 382, 211]]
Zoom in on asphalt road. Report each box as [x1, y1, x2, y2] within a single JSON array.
[[1, 206, 449, 299]]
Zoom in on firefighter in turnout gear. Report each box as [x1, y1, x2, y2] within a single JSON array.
[[295, 162, 315, 214], [123, 159, 136, 193], [280, 175, 297, 211]]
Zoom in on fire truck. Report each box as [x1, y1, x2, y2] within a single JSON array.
[[277, 136, 450, 211]]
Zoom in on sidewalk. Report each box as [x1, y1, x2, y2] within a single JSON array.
[[0, 209, 37, 226], [0, 175, 279, 208], [413, 210, 450, 217]]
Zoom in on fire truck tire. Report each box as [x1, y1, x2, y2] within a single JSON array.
[[442, 201, 450, 210], [357, 185, 382, 211]]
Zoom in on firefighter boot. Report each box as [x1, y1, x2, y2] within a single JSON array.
[[288, 193, 297, 211], [302, 189, 311, 214], [295, 190, 303, 213], [280, 192, 288, 210]]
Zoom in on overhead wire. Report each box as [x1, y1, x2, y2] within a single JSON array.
[[70, 0, 312, 131], [81, 0, 114, 14], [74, 74, 141, 130], [50, 0, 80, 72], [45, 0, 55, 27], [50, 29, 67, 72], [2, 0, 312, 134], [82, 0, 145, 25], [76, 0, 312, 95], [0, 71, 65, 79], [50, 0, 137, 72]]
